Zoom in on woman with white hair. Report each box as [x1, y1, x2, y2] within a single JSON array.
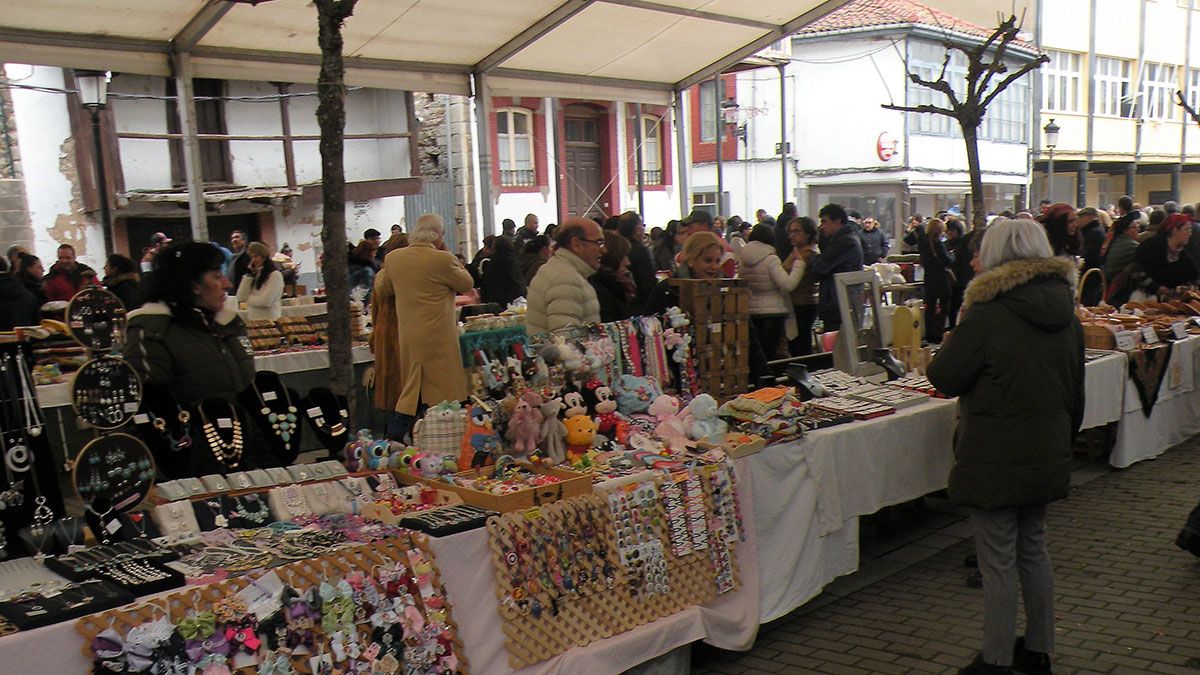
[[927, 217, 1084, 675], [373, 213, 474, 441]]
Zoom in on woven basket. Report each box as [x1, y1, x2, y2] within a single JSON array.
[[1082, 323, 1116, 350]]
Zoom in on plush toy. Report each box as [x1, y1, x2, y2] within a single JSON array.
[[505, 391, 545, 457], [687, 394, 727, 443], [365, 438, 391, 470], [413, 401, 466, 460], [411, 452, 445, 478], [458, 405, 501, 471], [390, 444, 419, 471], [583, 379, 629, 445], [614, 374, 663, 416], [538, 397, 568, 464], [342, 429, 373, 472], [648, 395, 689, 451], [563, 414, 597, 465], [561, 385, 588, 418]]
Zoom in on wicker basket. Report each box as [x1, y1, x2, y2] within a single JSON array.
[[1082, 323, 1117, 350]]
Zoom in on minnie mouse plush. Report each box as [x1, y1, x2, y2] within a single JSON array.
[[582, 379, 629, 445]]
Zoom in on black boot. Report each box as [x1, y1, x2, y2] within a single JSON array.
[[958, 654, 1012, 675], [1012, 637, 1052, 675]]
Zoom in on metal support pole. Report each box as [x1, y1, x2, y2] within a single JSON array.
[[89, 108, 113, 256], [778, 63, 788, 208], [1076, 161, 1088, 208], [472, 72, 496, 235], [1125, 163, 1136, 199], [1046, 148, 1055, 203], [1171, 163, 1182, 204], [172, 51, 208, 241], [713, 74, 723, 217], [674, 90, 689, 217], [633, 102, 645, 218]]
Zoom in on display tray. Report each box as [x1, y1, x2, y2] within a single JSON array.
[[695, 432, 767, 459], [359, 488, 464, 525], [395, 464, 593, 512]]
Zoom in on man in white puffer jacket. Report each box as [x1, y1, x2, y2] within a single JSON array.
[[526, 218, 603, 335], [734, 223, 806, 360]]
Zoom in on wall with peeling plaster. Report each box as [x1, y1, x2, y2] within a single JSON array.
[[5, 65, 102, 269]]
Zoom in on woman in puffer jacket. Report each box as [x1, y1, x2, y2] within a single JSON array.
[[734, 224, 806, 361]]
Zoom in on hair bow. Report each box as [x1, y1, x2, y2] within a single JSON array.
[[177, 612, 216, 641]]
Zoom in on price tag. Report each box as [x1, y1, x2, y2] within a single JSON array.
[[524, 507, 543, 520], [1141, 326, 1160, 344], [1115, 331, 1139, 351], [262, 390, 278, 401], [133, 413, 150, 425], [124, 402, 139, 413], [307, 407, 323, 418], [217, 418, 233, 429], [238, 570, 285, 620], [1172, 321, 1189, 340], [709, 323, 722, 333], [339, 409, 350, 419], [105, 519, 122, 535]]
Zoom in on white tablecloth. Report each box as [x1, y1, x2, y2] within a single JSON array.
[[35, 345, 374, 409], [237, 301, 329, 320], [1109, 335, 1200, 468], [0, 461, 760, 675], [1081, 351, 1127, 430]]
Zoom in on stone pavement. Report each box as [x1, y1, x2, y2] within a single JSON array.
[[692, 437, 1200, 674]]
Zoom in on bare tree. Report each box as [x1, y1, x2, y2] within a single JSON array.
[[1176, 90, 1200, 128], [315, 0, 359, 423], [882, 15, 1048, 227]]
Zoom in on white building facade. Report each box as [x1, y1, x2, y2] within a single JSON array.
[[5, 64, 417, 276], [687, 0, 1039, 241]]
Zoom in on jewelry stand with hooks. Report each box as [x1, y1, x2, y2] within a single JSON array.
[[128, 382, 193, 481], [0, 341, 64, 560]]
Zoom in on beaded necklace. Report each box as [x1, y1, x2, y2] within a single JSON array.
[[251, 379, 298, 450], [197, 402, 243, 469]]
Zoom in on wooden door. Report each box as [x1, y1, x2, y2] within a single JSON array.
[[563, 116, 603, 219]]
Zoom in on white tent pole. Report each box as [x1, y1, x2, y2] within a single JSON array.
[[674, 89, 688, 218], [472, 72, 496, 236], [171, 51, 208, 242]]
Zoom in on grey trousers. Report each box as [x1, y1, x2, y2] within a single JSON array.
[[967, 505, 1056, 665]]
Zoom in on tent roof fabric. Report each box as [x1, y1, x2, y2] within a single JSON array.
[[0, 0, 853, 103]]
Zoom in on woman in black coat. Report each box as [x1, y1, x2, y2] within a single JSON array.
[[478, 235, 526, 307], [102, 253, 143, 310], [1108, 213, 1198, 306], [917, 218, 954, 342], [589, 230, 633, 322], [928, 217, 1083, 675]]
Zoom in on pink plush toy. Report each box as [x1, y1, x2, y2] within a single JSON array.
[[505, 391, 545, 457], [648, 395, 690, 451]]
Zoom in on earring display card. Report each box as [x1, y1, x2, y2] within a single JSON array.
[[265, 467, 293, 484], [72, 433, 156, 513], [0, 578, 132, 630], [248, 469, 275, 487], [155, 481, 186, 501], [65, 286, 128, 351], [200, 474, 232, 493], [70, 356, 143, 431]]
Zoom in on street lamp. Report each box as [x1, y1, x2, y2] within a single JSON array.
[[73, 70, 113, 257], [1043, 117, 1060, 204]]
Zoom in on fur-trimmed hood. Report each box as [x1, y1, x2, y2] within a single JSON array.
[[127, 300, 239, 326], [962, 256, 1078, 331]]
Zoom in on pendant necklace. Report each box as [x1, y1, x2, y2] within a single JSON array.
[[251, 379, 297, 450]]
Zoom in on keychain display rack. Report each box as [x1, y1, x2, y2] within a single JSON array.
[[485, 472, 741, 669], [75, 534, 468, 674]]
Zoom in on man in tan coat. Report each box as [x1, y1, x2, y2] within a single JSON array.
[[374, 213, 474, 441]]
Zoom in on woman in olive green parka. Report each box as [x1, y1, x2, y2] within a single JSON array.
[[927, 218, 1084, 675]]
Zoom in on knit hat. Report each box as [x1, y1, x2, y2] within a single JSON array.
[[1162, 213, 1193, 235], [247, 241, 271, 258]]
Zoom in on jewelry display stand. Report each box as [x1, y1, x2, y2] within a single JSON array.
[[65, 286, 127, 351], [0, 341, 64, 559], [129, 383, 194, 480], [238, 370, 302, 466], [300, 387, 350, 457]]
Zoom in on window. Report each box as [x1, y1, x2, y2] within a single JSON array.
[[1142, 62, 1179, 120], [639, 116, 662, 185], [698, 79, 726, 142], [1042, 50, 1082, 113], [906, 41, 965, 137], [906, 40, 1029, 142], [496, 108, 534, 186], [1095, 56, 1134, 118], [1188, 67, 1200, 113]]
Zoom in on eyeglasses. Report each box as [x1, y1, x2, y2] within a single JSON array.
[[580, 238, 606, 247]]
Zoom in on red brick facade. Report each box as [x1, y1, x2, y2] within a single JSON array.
[[689, 74, 737, 164]]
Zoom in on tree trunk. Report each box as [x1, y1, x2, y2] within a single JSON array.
[[962, 123, 986, 229], [315, 0, 358, 425]]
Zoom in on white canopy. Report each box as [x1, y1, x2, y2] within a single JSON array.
[[0, 0, 850, 103]]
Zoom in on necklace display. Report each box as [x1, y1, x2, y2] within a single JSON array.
[[234, 494, 271, 526], [71, 356, 142, 430], [147, 406, 193, 451], [251, 378, 298, 449], [197, 402, 244, 469]]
